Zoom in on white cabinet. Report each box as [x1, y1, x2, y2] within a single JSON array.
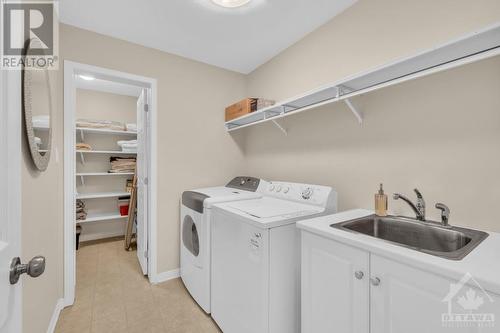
[[370, 255, 500, 333], [301, 231, 500, 333], [301, 232, 369, 333], [370, 255, 457, 333]]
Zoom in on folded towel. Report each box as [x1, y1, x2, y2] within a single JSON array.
[[76, 119, 125, 131], [76, 143, 92, 151], [117, 140, 137, 146], [34, 137, 42, 147], [126, 123, 137, 132], [32, 115, 50, 129], [109, 156, 136, 173]]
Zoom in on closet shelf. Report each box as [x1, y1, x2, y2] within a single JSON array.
[[76, 128, 137, 136], [76, 212, 128, 223], [225, 23, 500, 133], [76, 192, 131, 199], [76, 150, 137, 154], [76, 172, 134, 176]]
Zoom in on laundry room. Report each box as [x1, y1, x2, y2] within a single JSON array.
[[2, 1, 500, 333]]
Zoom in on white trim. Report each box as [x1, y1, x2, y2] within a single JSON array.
[[148, 81, 158, 283], [150, 268, 181, 284], [46, 298, 64, 333], [63, 61, 159, 306], [79, 231, 125, 243], [63, 62, 76, 306]]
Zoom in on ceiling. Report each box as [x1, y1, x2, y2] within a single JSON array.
[[76, 76, 143, 97], [59, 0, 357, 74]]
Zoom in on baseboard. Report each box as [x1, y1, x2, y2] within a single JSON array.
[[79, 231, 124, 243], [46, 298, 64, 333], [150, 268, 180, 284]]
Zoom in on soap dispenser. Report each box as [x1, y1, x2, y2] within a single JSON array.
[[375, 183, 388, 216]]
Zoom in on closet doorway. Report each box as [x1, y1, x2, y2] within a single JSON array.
[[63, 61, 158, 306]]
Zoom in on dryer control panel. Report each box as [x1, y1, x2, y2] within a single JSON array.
[[226, 176, 262, 192], [263, 181, 336, 209]]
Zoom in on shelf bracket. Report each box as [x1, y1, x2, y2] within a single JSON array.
[[79, 152, 85, 164], [344, 98, 363, 124], [271, 119, 288, 136], [80, 175, 85, 186], [79, 129, 84, 142]]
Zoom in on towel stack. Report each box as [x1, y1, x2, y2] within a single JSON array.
[[76, 200, 87, 221], [33, 115, 50, 129], [76, 143, 92, 151], [76, 119, 125, 131], [117, 140, 137, 153], [109, 157, 136, 173], [126, 123, 137, 132]]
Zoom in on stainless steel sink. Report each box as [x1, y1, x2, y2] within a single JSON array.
[[330, 215, 488, 260]]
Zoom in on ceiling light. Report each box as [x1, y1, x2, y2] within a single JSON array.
[[211, 0, 251, 8], [79, 75, 95, 81]]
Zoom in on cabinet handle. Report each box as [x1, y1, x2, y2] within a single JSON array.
[[354, 271, 364, 280], [370, 277, 381, 286]]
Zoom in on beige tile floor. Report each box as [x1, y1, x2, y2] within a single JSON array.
[[55, 238, 221, 333]]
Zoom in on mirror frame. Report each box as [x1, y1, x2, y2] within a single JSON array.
[[22, 38, 53, 171]]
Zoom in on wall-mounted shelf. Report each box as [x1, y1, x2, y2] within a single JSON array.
[[76, 150, 137, 164], [76, 172, 134, 185], [77, 212, 128, 223], [225, 23, 500, 133], [76, 191, 131, 200], [76, 127, 137, 141], [76, 172, 134, 176], [76, 128, 137, 136], [76, 150, 137, 154]]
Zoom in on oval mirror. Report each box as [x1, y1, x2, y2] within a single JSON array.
[[23, 38, 53, 171]]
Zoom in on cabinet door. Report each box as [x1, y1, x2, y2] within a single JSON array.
[[301, 232, 369, 333], [370, 255, 500, 333]]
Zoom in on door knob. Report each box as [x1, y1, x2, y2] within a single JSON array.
[[9, 256, 46, 285], [370, 277, 381, 286], [354, 270, 364, 280]]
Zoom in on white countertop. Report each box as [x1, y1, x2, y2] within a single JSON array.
[[297, 209, 500, 295]]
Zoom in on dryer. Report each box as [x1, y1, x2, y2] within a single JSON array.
[[180, 176, 268, 313], [211, 181, 337, 333]]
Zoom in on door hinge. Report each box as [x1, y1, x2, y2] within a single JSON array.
[[144, 103, 149, 112], [144, 250, 148, 258], [144, 177, 149, 185]]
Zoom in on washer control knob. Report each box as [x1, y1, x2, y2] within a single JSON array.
[[276, 186, 282, 192], [240, 179, 246, 185], [302, 187, 313, 200], [283, 186, 290, 194], [269, 185, 275, 191]]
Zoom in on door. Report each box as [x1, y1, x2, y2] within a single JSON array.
[[0, 66, 22, 331], [301, 232, 369, 333], [136, 88, 149, 275], [370, 255, 500, 333]]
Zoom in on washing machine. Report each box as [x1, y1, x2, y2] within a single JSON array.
[[180, 176, 268, 313], [211, 181, 337, 333]]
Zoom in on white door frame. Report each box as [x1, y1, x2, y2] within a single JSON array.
[[63, 61, 158, 306], [0, 68, 23, 330]]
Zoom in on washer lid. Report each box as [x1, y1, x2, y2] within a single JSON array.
[[225, 197, 322, 219]]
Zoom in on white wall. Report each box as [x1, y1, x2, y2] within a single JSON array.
[[60, 24, 248, 274], [243, 0, 500, 232]]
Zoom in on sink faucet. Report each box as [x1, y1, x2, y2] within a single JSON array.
[[393, 188, 426, 221], [435, 203, 450, 227]]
